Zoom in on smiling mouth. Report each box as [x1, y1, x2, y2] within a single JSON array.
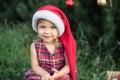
[[44, 36, 51, 39]]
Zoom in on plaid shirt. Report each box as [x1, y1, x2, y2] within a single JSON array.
[[25, 40, 71, 80], [35, 40, 65, 75]]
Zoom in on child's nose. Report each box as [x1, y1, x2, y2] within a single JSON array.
[[44, 28, 51, 33]]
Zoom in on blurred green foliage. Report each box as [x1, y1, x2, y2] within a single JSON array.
[[0, 0, 120, 79], [0, 23, 33, 79]]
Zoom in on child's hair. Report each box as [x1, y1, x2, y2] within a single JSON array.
[[37, 18, 45, 25], [37, 18, 56, 31], [36, 18, 45, 31]]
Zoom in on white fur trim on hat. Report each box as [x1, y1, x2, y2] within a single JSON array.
[[32, 10, 65, 36]]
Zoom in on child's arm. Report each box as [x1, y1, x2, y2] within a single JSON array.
[[30, 43, 51, 79], [51, 52, 70, 79]]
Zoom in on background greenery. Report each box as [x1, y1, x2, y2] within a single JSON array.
[[0, 0, 120, 80]]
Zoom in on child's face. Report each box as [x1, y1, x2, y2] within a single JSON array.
[[37, 19, 59, 43]]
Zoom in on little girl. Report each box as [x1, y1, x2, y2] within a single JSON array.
[[25, 5, 77, 80]]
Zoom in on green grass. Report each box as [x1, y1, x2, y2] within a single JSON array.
[[0, 23, 118, 80], [0, 23, 33, 80]]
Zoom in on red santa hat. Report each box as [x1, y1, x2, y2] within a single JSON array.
[[32, 5, 77, 80]]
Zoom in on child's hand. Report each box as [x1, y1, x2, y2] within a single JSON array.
[[50, 68, 59, 80], [41, 71, 51, 80]]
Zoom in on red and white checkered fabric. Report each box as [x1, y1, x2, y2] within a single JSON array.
[[25, 40, 71, 80]]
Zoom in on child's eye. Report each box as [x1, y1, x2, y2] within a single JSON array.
[[38, 26, 45, 28], [51, 26, 56, 29]]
